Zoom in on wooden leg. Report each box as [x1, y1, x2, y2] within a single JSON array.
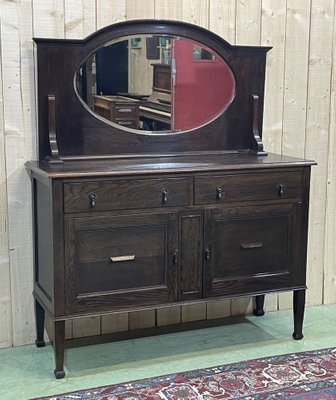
[[35, 300, 45, 347], [253, 295, 265, 316], [293, 289, 305, 340], [54, 320, 66, 379]]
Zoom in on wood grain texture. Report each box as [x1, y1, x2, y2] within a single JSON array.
[[261, 0, 286, 154], [304, 0, 334, 306], [0, 16, 12, 349], [206, 299, 231, 320], [235, 0, 261, 45], [209, 0, 236, 44], [231, 0, 262, 316], [181, 303, 206, 323], [101, 313, 129, 334], [278, 0, 311, 310], [323, 2, 336, 305], [97, 0, 126, 29], [1, 0, 36, 346], [156, 306, 181, 326], [64, 0, 96, 39], [154, 0, 183, 20], [126, 0, 154, 20], [0, 1, 335, 349], [129, 309, 155, 330], [72, 317, 101, 338], [182, 0, 209, 28]]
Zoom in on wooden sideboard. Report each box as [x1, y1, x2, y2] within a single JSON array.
[[27, 19, 315, 378]]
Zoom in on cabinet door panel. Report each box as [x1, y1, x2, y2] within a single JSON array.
[[204, 203, 305, 298], [179, 212, 203, 301], [64, 212, 178, 314]]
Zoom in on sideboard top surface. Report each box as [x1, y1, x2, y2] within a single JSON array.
[[26, 152, 316, 179]]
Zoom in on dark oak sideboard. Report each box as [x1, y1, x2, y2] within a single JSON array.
[[26, 153, 314, 378], [27, 19, 315, 378]]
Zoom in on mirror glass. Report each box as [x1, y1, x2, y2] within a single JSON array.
[[76, 35, 236, 134]]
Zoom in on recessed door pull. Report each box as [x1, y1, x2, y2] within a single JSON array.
[[110, 255, 136, 262], [240, 242, 263, 249]]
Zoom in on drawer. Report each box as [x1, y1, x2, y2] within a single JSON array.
[[64, 177, 190, 213], [194, 170, 303, 205], [115, 104, 138, 118], [115, 119, 138, 129]]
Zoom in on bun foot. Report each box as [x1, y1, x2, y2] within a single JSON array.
[[253, 308, 265, 317], [292, 332, 304, 340], [54, 369, 65, 379], [35, 339, 45, 348]]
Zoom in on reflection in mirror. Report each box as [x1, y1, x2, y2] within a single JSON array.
[[76, 35, 235, 134]]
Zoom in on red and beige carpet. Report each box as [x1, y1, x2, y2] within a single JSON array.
[[33, 347, 336, 399]]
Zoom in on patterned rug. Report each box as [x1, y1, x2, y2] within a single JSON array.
[[33, 347, 336, 399]]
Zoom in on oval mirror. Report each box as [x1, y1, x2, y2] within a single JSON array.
[[75, 35, 236, 134]]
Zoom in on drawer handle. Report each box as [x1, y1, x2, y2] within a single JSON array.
[[110, 255, 136, 262], [216, 186, 224, 200], [240, 242, 263, 249], [117, 108, 133, 113], [117, 121, 133, 126], [204, 247, 211, 260], [88, 192, 96, 208], [161, 189, 168, 204], [277, 183, 285, 196]]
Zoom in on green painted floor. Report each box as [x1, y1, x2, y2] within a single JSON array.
[[0, 304, 335, 400]]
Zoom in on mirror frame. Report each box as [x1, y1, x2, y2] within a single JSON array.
[[33, 19, 271, 163]]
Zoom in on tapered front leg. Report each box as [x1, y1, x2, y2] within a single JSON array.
[[253, 295, 265, 316], [293, 289, 305, 340], [54, 320, 66, 379], [35, 299, 46, 347]]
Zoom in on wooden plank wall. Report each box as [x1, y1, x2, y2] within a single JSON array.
[[0, 0, 335, 347]]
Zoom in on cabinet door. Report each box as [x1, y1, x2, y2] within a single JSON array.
[[203, 203, 306, 298], [64, 212, 178, 314]]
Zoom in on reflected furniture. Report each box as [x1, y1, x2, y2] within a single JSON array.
[[26, 19, 315, 379], [92, 95, 140, 129]]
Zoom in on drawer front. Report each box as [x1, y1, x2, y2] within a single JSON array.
[[115, 119, 138, 129], [64, 177, 190, 213], [115, 104, 138, 118], [194, 170, 303, 205], [64, 212, 178, 313]]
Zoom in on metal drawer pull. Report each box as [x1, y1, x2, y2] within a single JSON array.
[[117, 108, 133, 113], [88, 192, 96, 208], [277, 183, 284, 196], [117, 121, 133, 126], [161, 189, 168, 203], [110, 255, 136, 262], [240, 242, 263, 249], [216, 186, 223, 200]]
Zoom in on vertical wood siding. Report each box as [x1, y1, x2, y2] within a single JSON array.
[[0, 0, 335, 347]]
